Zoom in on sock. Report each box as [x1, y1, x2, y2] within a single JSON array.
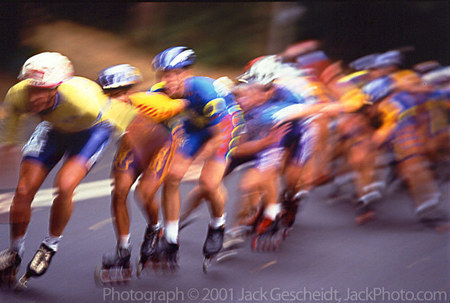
[[264, 204, 281, 221], [43, 235, 63, 252], [10, 236, 25, 256], [118, 234, 131, 249], [151, 222, 160, 230], [209, 213, 226, 229], [164, 221, 179, 244]]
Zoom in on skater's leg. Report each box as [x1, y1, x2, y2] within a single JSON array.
[[198, 159, 227, 218], [197, 159, 228, 257], [50, 157, 88, 237], [10, 160, 48, 244], [180, 185, 204, 223], [162, 152, 192, 223], [111, 170, 135, 242]]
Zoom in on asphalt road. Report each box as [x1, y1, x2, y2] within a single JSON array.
[[0, 142, 449, 303]]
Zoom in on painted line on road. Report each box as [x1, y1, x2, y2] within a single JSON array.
[[406, 256, 430, 269], [88, 217, 114, 231], [251, 260, 277, 274], [0, 163, 206, 215]]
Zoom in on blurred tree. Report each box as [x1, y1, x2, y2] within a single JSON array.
[[266, 2, 306, 54], [0, 3, 21, 72], [297, 1, 449, 65], [125, 3, 273, 68]]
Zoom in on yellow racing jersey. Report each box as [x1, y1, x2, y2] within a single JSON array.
[[129, 92, 185, 123], [1, 77, 138, 144]]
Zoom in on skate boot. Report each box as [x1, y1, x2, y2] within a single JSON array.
[[202, 225, 225, 273], [0, 248, 22, 288], [154, 236, 179, 273], [94, 245, 132, 286], [416, 193, 449, 231], [238, 205, 264, 230], [17, 243, 55, 288], [280, 190, 308, 238], [136, 225, 162, 277], [251, 215, 283, 252], [354, 190, 381, 225]]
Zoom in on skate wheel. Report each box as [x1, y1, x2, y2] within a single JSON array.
[[355, 211, 375, 225], [94, 266, 113, 287], [14, 274, 29, 291], [251, 236, 258, 252], [136, 259, 143, 278], [282, 228, 289, 240], [94, 266, 105, 287], [121, 268, 132, 283], [202, 257, 211, 274], [216, 249, 238, 263]]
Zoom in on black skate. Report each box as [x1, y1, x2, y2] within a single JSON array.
[[152, 236, 179, 273], [202, 225, 251, 273], [94, 246, 132, 286], [280, 190, 308, 238], [202, 225, 225, 273], [0, 249, 22, 288], [17, 243, 55, 289], [251, 216, 283, 252], [136, 225, 162, 277]]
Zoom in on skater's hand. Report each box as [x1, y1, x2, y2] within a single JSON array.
[[263, 123, 291, 147]]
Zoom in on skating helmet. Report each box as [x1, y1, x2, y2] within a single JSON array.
[[152, 46, 196, 72], [237, 55, 279, 85], [413, 60, 441, 75], [97, 64, 143, 90], [362, 76, 394, 103], [238, 55, 304, 86], [349, 53, 379, 71], [242, 56, 267, 74], [422, 66, 450, 87], [371, 50, 403, 69], [18, 52, 74, 88]]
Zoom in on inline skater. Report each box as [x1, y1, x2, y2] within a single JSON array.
[[320, 60, 383, 224], [0, 52, 170, 288], [232, 57, 339, 249], [94, 64, 187, 283], [151, 46, 239, 270], [363, 64, 445, 224]]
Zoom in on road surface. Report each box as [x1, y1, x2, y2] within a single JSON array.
[[0, 142, 448, 303]]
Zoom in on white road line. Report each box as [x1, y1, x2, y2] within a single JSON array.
[[0, 164, 205, 215], [88, 217, 113, 231]]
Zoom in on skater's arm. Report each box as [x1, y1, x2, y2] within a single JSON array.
[[231, 124, 290, 157]]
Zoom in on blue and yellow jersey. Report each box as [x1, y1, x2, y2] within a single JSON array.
[[151, 76, 237, 129], [336, 70, 372, 112], [244, 86, 301, 140], [376, 90, 421, 140], [1, 76, 138, 144]]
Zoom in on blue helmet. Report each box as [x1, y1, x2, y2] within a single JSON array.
[[152, 46, 196, 72], [372, 50, 403, 69], [349, 53, 379, 71], [98, 64, 142, 89], [362, 76, 394, 103]]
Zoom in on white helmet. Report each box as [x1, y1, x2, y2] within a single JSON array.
[[18, 52, 74, 88], [239, 55, 305, 85]]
